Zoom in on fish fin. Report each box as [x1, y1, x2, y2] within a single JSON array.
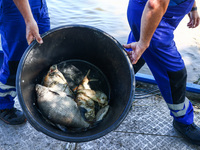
[[85, 69, 91, 77], [73, 86, 78, 92], [49, 90, 60, 95], [96, 105, 110, 122], [67, 94, 75, 99], [89, 79, 98, 82], [79, 107, 87, 121]]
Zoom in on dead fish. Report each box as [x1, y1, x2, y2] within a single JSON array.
[[96, 105, 109, 122], [43, 65, 66, 86], [75, 92, 96, 122], [74, 70, 99, 122], [43, 65, 73, 96], [35, 84, 90, 128], [77, 89, 108, 107], [74, 69, 108, 122]]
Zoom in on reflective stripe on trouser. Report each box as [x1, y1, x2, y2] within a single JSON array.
[[127, 0, 194, 125], [167, 97, 190, 117], [0, 0, 50, 109], [0, 82, 16, 109]]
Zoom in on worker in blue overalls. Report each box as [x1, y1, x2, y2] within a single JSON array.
[[123, 0, 200, 146], [0, 0, 50, 125]]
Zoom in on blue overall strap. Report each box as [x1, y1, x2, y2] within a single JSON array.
[[127, 0, 195, 125]]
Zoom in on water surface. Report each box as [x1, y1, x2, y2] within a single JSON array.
[[47, 0, 130, 44]]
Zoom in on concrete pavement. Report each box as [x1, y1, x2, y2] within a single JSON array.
[[0, 85, 200, 150]]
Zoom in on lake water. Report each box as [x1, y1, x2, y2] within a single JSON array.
[[47, 0, 200, 83], [0, 0, 130, 49], [46, 0, 130, 44]]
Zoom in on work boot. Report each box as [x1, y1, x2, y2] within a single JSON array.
[[173, 120, 200, 146], [0, 107, 26, 125]]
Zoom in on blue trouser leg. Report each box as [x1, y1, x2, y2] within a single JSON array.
[[127, 0, 194, 125], [0, 0, 50, 109]]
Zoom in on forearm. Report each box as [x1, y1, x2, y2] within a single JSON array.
[[139, 0, 170, 48], [187, 0, 199, 28], [13, 0, 43, 44], [13, 0, 34, 24]]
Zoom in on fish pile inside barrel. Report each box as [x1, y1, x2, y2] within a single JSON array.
[[35, 59, 110, 132]]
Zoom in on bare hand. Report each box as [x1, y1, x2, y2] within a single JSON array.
[[26, 20, 43, 45], [187, 11, 200, 28], [123, 42, 147, 64]]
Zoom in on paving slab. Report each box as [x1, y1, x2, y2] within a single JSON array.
[[0, 93, 200, 150]]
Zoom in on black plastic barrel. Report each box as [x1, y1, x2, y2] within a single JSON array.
[[16, 25, 135, 142]]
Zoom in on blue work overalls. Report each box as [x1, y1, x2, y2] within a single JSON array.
[[0, 0, 50, 109], [127, 0, 194, 125]]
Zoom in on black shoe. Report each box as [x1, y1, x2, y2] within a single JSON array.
[[0, 107, 26, 125], [173, 120, 200, 146]]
